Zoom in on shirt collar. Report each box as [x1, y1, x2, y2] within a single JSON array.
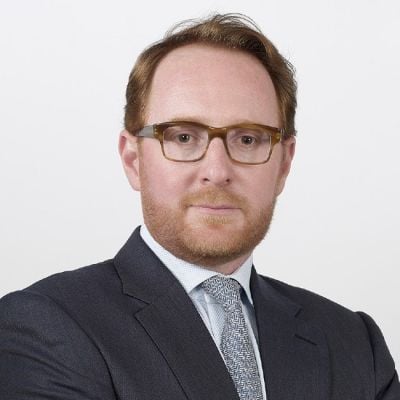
[[140, 224, 255, 305]]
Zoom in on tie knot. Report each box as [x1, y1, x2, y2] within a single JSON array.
[[201, 275, 242, 310]]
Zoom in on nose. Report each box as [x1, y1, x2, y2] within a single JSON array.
[[198, 138, 233, 186]]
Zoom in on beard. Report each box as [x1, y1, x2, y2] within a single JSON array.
[[140, 183, 277, 268]]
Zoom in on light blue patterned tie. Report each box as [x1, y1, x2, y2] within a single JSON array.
[[202, 275, 263, 400]]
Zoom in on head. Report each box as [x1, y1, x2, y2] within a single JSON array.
[[119, 14, 297, 273]]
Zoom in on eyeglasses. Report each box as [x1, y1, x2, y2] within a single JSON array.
[[134, 120, 291, 165]]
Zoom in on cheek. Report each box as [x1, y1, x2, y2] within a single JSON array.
[[245, 168, 281, 205], [140, 157, 192, 205]]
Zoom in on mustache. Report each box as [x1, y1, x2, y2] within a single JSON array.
[[180, 188, 247, 209]]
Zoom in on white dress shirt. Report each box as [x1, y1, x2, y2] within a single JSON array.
[[140, 225, 267, 400]]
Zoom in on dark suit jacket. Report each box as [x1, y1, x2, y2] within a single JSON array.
[[1, 227, 399, 399]]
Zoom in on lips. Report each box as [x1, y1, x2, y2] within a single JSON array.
[[189, 204, 241, 216]]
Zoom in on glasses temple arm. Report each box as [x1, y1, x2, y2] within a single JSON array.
[[135, 125, 155, 137]]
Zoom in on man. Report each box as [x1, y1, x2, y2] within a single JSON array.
[[0, 13, 398, 400]]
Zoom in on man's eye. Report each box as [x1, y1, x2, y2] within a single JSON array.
[[177, 133, 191, 143], [240, 135, 256, 145]]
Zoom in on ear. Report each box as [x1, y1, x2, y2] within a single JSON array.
[[119, 130, 141, 191], [275, 136, 296, 196]]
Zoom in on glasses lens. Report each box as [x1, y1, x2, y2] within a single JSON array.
[[162, 123, 208, 161], [227, 127, 272, 163]]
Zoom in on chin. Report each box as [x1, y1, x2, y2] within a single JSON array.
[[143, 196, 275, 267], [179, 223, 253, 257]]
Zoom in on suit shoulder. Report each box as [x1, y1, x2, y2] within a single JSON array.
[[1, 260, 126, 325], [23, 259, 119, 299]]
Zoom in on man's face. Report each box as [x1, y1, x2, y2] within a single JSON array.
[[120, 44, 295, 271]]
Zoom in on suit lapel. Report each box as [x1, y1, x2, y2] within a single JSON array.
[[251, 270, 330, 400], [114, 228, 239, 400]]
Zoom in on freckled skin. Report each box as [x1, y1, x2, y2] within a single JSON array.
[[119, 44, 295, 274]]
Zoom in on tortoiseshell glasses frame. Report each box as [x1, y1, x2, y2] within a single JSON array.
[[133, 120, 294, 165]]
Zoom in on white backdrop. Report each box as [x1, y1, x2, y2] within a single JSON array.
[[1, 0, 399, 367]]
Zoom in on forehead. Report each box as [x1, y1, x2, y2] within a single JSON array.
[[146, 44, 280, 126]]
